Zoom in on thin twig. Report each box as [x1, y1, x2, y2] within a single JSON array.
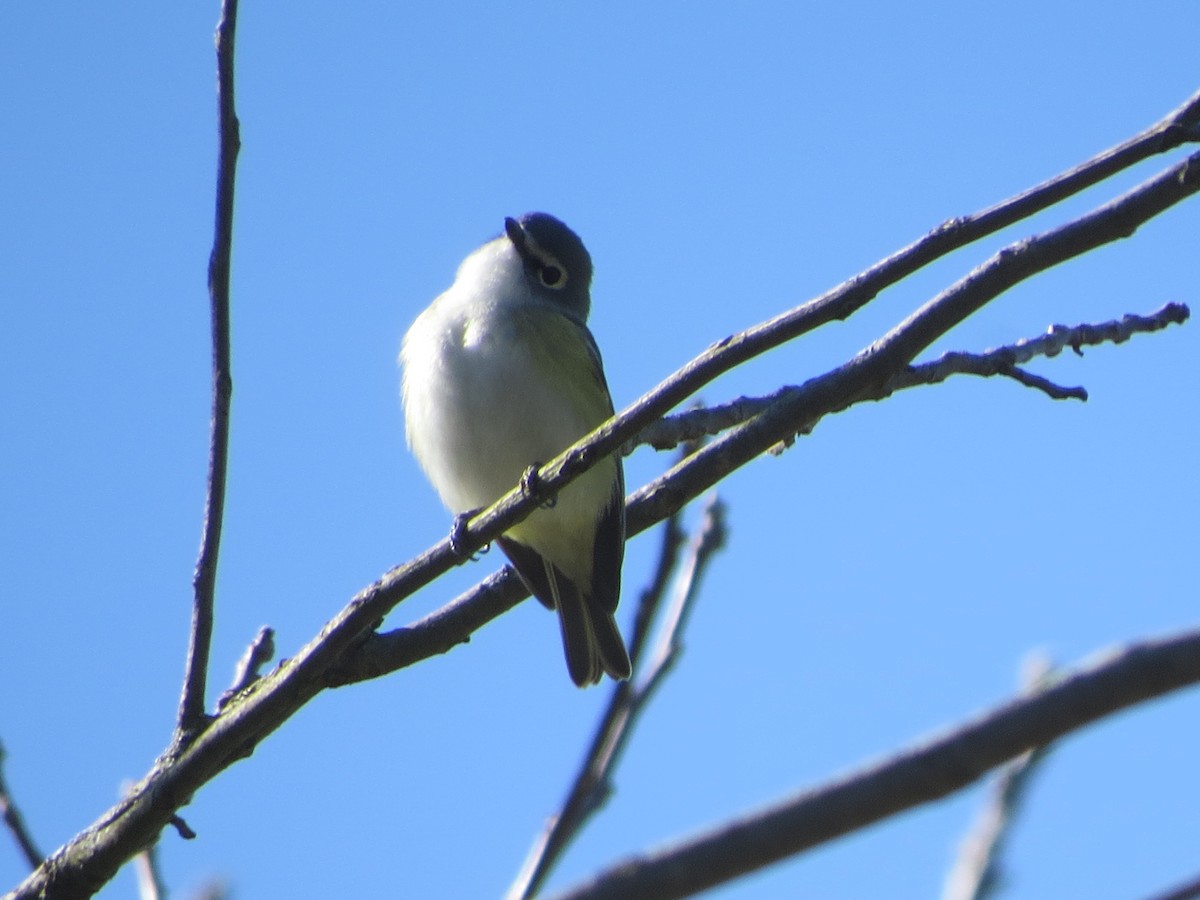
[[506, 507, 687, 900], [218, 627, 276, 710], [549, 631, 1200, 900], [0, 740, 43, 870], [179, 0, 242, 739], [942, 656, 1056, 900], [636, 496, 727, 702], [893, 302, 1191, 397], [169, 814, 197, 841], [867, 170, 1198, 375], [625, 466, 690, 664], [942, 746, 1050, 900], [133, 845, 166, 900], [634, 302, 1189, 451], [508, 495, 728, 900]]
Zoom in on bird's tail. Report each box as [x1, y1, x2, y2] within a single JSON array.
[[496, 536, 631, 687], [549, 565, 631, 687], [588, 602, 631, 683]]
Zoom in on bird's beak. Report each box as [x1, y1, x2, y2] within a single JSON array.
[[504, 216, 526, 252]]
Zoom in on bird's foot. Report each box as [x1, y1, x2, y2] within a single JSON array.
[[449, 510, 489, 560], [521, 463, 557, 509]]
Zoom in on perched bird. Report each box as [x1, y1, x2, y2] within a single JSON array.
[[400, 213, 631, 687]]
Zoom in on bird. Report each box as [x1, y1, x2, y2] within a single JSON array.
[[400, 212, 632, 687]]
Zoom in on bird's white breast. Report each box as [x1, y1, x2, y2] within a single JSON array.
[[400, 239, 612, 580]]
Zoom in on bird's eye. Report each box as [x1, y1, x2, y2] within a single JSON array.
[[540, 265, 564, 288]]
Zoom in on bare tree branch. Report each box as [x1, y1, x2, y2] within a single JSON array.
[[887, 301, 1190, 397], [10, 88, 1198, 899], [625, 483, 689, 664], [508, 494, 728, 899], [942, 656, 1056, 900], [549, 630, 1200, 900], [132, 846, 165, 900], [633, 302, 1188, 450], [320, 159, 1200, 691], [120, 778, 177, 900], [609, 93, 1200, 460], [218, 627, 276, 711], [330, 295, 1194, 693], [942, 746, 1051, 900], [634, 496, 727, 703], [637, 149, 1199, 511], [168, 815, 196, 842], [179, 0, 242, 739], [0, 741, 43, 871], [1145, 874, 1200, 900], [323, 143, 1200, 699]]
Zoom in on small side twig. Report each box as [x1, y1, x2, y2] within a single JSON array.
[[218, 626, 276, 710], [942, 655, 1057, 900], [179, 0, 242, 739], [892, 301, 1191, 400], [0, 740, 43, 870], [632, 302, 1189, 453], [507, 493, 728, 900], [169, 813, 197, 841]]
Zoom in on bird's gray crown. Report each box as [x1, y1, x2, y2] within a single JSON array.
[[504, 212, 593, 321]]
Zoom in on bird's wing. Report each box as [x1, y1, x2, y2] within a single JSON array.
[[496, 535, 556, 611], [516, 306, 627, 611]]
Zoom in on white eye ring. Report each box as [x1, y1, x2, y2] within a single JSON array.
[[539, 264, 565, 288]]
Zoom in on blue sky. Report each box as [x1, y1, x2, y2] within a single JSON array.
[[2, 4, 1198, 898]]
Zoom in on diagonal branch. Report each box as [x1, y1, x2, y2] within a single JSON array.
[[633, 496, 727, 705], [549, 630, 1200, 900], [625, 494, 688, 665], [508, 495, 727, 900], [132, 845, 166, 900], [611, 89, 1200, 456], [632, 150, 1200, 528], [1144, 873, 1200, 900], [329, 150, 1199, 689], [329, 281, 1191, 686], [306, 141, 1200, 703], [633, 302, 1189, 450], [884, 301, 1190, 399], [179, 0, 242, 739], [0, 740, 43, 871], [942, 656, 1057, 900]]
